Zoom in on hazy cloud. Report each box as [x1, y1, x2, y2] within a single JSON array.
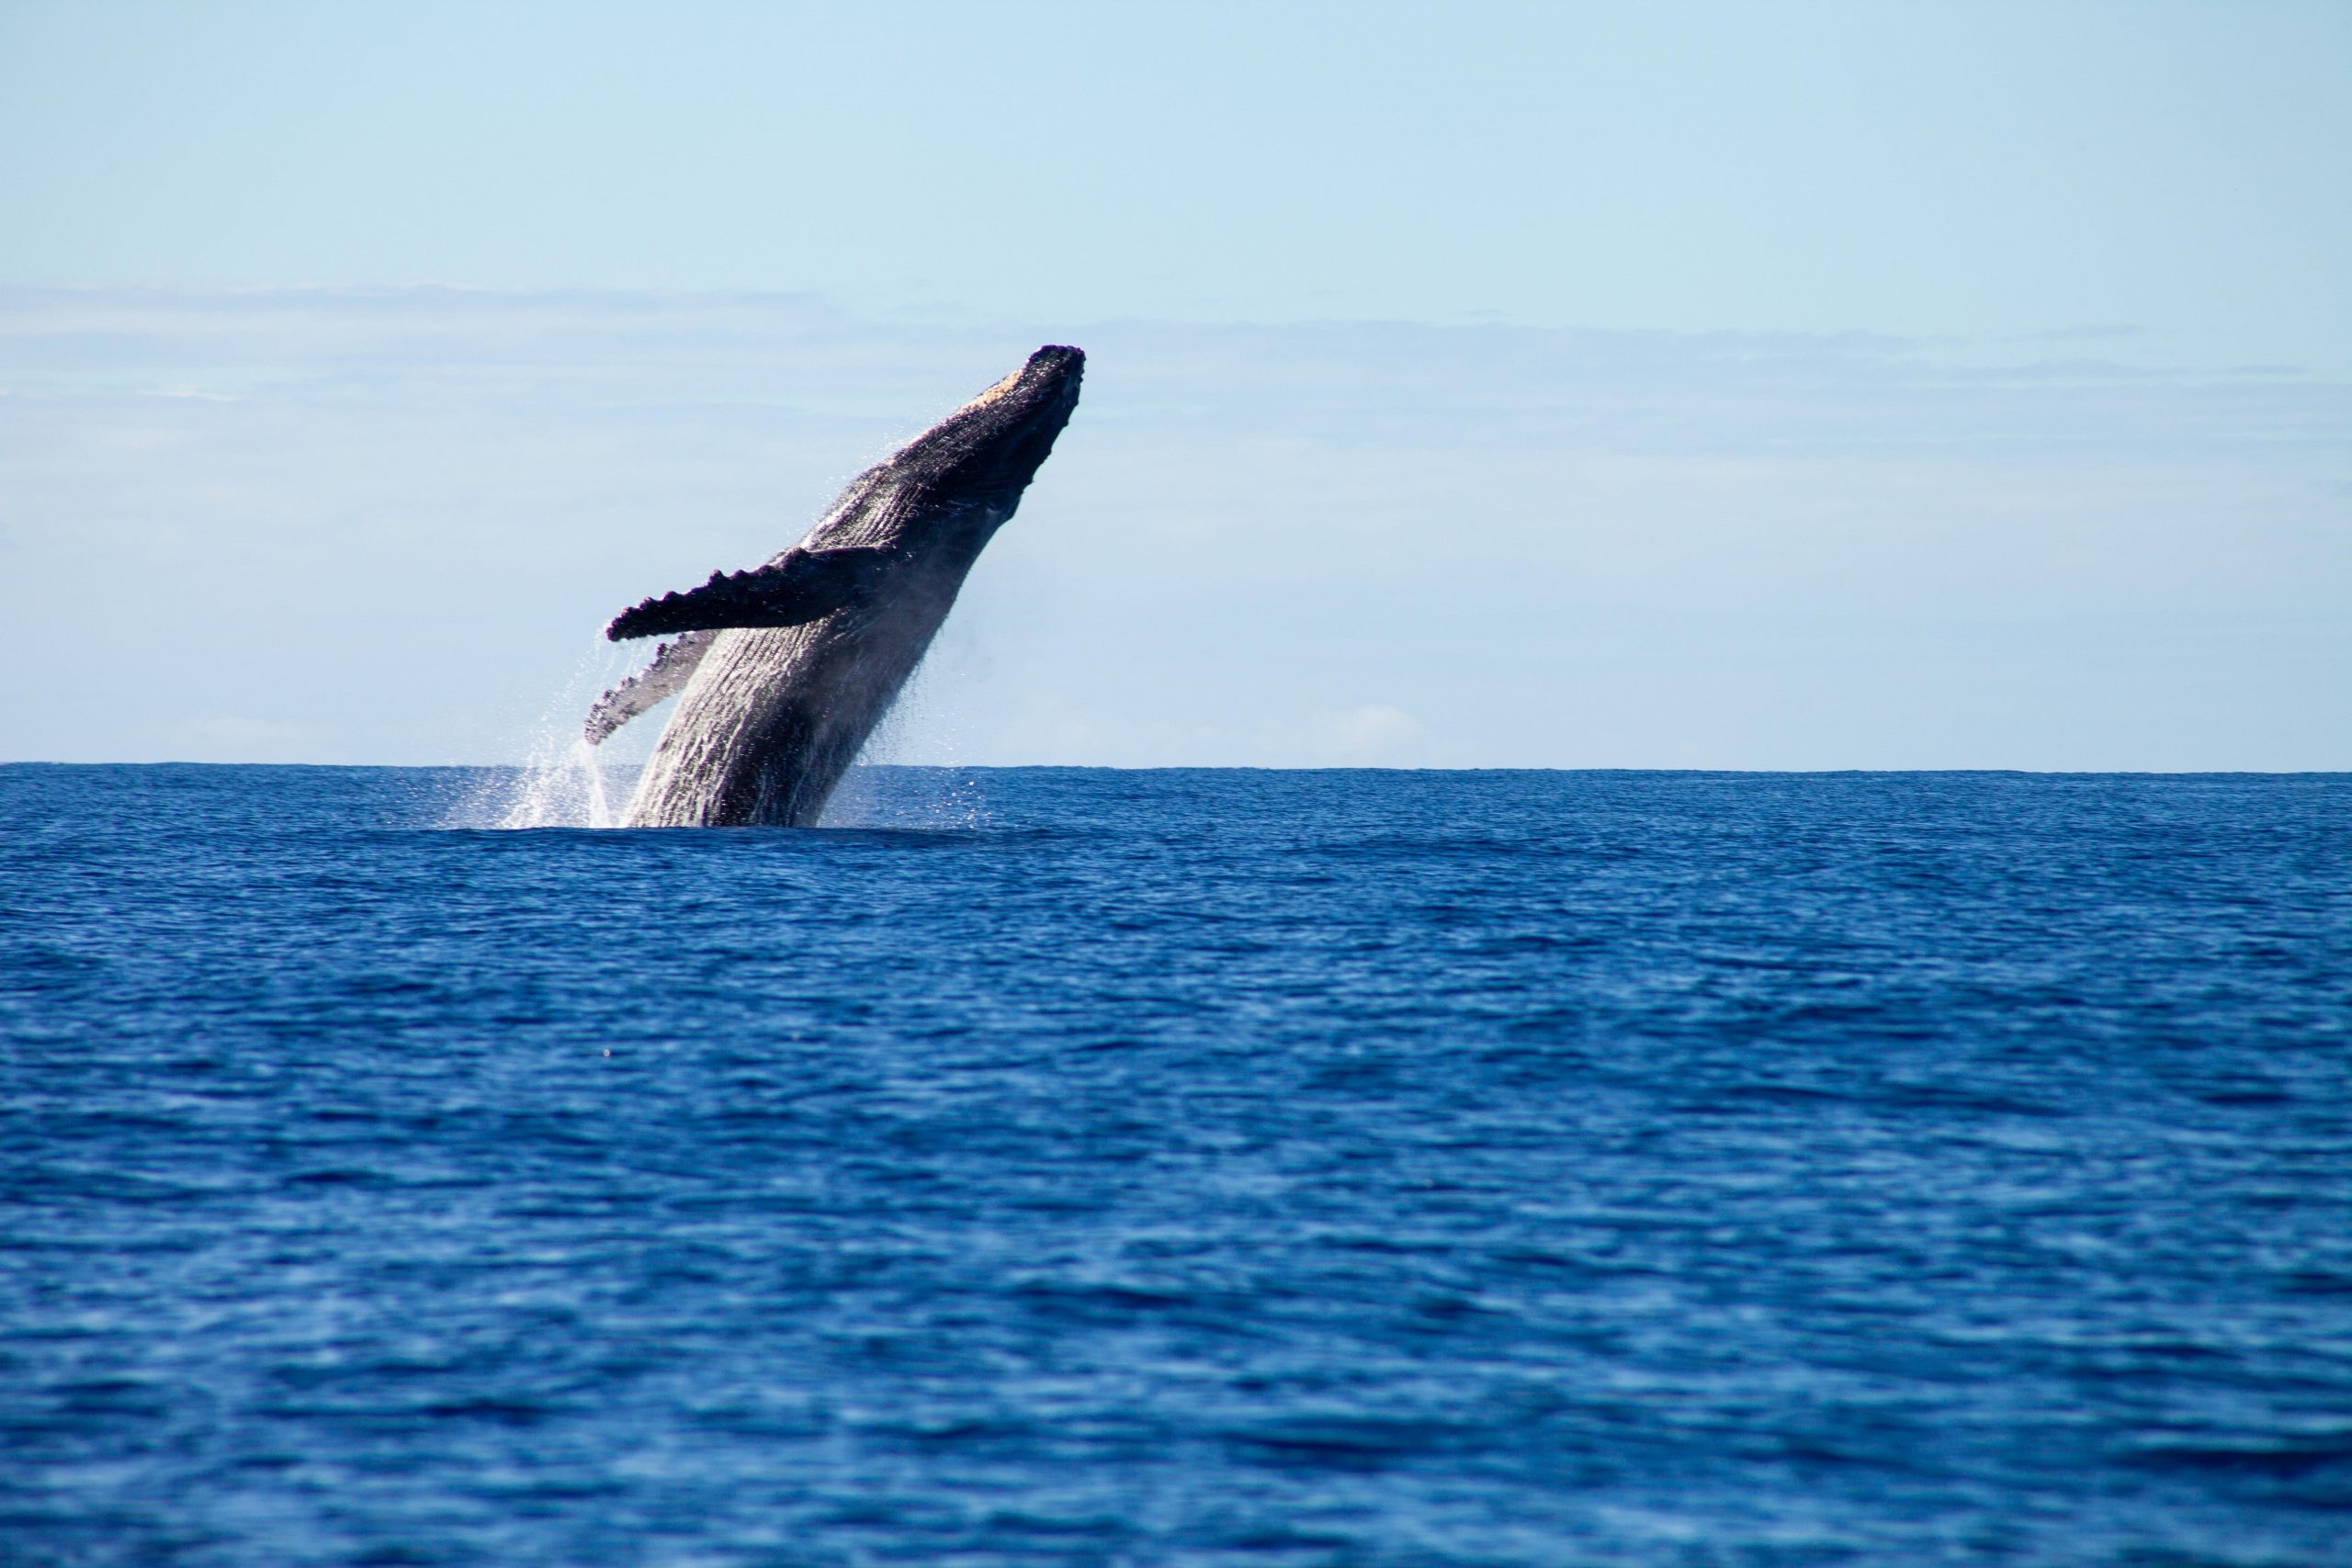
[[3, 287, 2346, 769]]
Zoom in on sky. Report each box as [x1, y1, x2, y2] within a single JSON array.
[[1, 1, 2346, 769]]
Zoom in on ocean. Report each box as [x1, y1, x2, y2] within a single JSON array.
[[3, 763, 2347, 1565]]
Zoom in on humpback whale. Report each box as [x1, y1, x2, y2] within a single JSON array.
[[588, 345, 1084, 827]]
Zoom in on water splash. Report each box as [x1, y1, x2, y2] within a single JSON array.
[[447, 637, 663, 829], [447, 630, 987, 830], [814, 654, 990, 829], [495, 735, 628, 829]]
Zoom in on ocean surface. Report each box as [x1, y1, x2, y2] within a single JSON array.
[[3, 764, 2348, 1567]]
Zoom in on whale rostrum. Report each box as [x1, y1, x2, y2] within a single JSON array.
[[589, 345, 1084, 827]]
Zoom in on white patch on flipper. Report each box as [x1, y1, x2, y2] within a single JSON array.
[[583, 630, 718, 745]]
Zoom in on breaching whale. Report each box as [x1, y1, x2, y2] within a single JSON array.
[[587, 345, 1084, 827]]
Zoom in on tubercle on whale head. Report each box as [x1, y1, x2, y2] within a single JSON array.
[[901, 344, 1084, 510], [949, 345, 1084, 415]]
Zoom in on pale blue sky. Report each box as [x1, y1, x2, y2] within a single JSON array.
[[1, 4, 2346, 769], [4, 1, 2346, 368]]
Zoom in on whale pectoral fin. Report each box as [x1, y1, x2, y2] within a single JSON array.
[[583, 630, 718, 745], [604, 547, 899, 641]]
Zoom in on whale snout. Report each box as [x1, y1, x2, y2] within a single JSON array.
[[896, 345, 1086, 505], [1004, 344, 1083, 436], [1023, 344, 1085, 399]]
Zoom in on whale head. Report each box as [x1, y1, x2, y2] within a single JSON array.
[[601, 345, 1086, 646], [890, 344, 1085, 515]]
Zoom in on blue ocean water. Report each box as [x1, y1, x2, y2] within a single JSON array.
[[3, 764, 2349, 1566]]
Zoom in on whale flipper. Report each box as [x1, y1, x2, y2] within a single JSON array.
[[583, 631, 718, 745], [605, 547, 900, 641]]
